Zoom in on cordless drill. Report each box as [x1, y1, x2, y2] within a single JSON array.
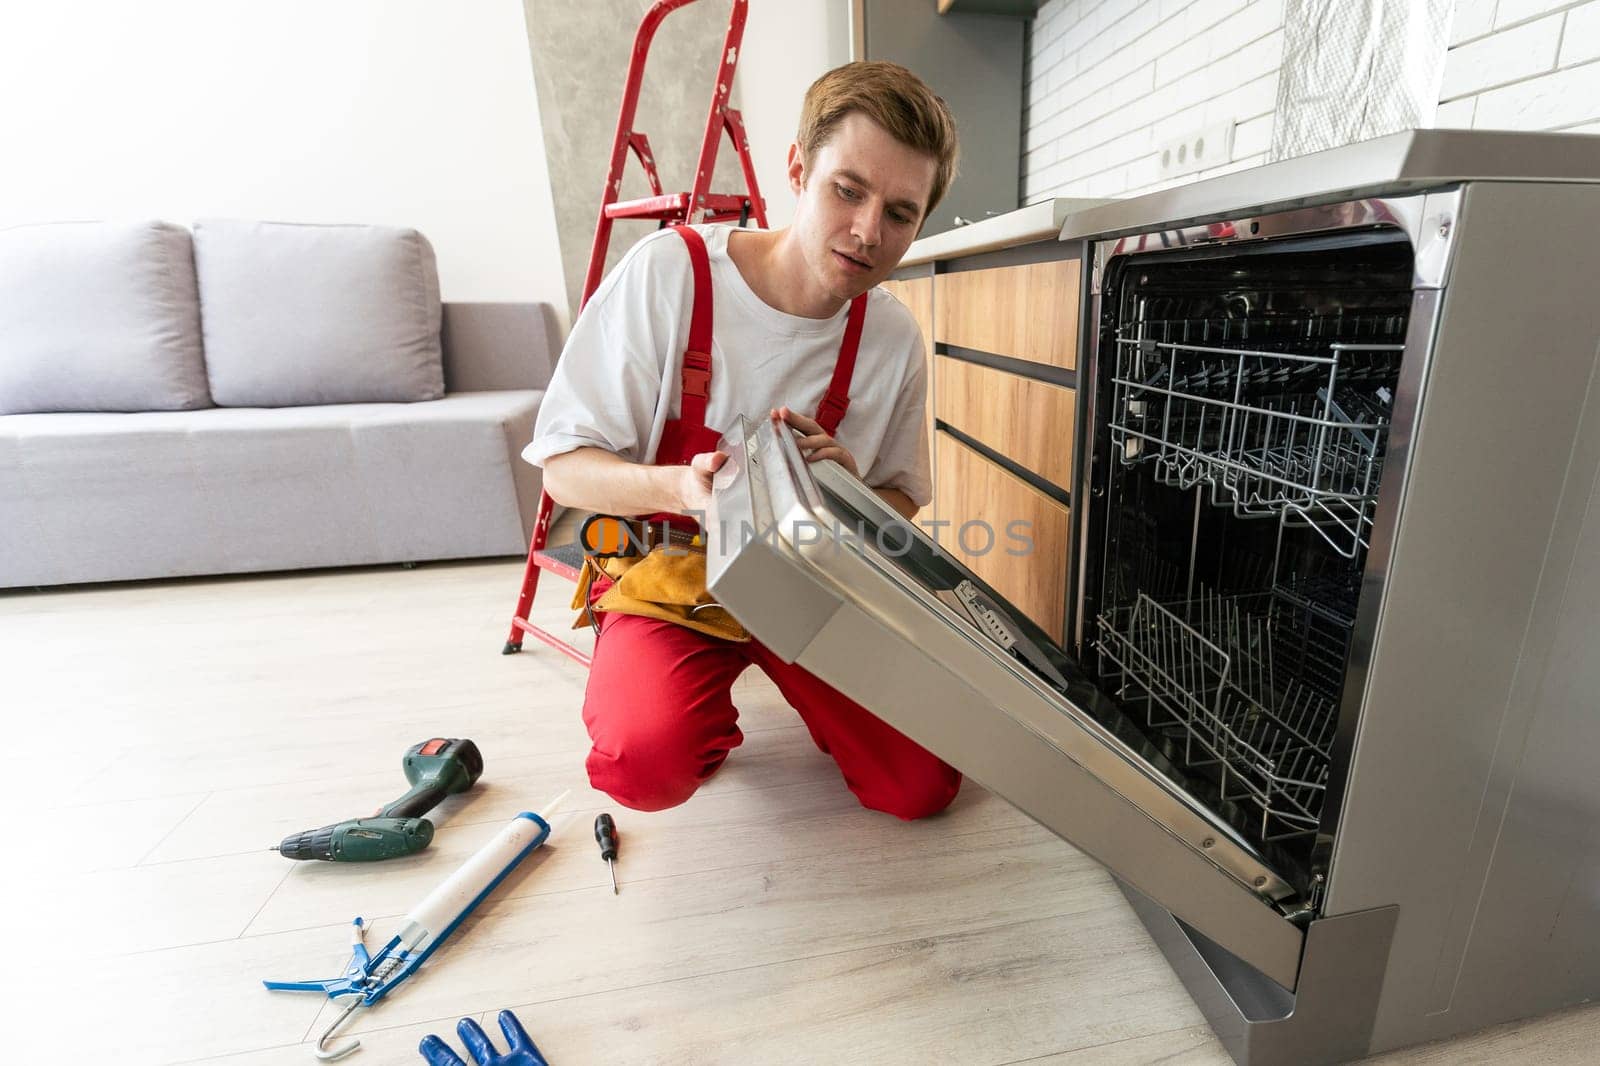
[[271, 738, 484, 862]]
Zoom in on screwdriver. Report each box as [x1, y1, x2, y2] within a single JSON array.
[[594, 813, 619, 894]]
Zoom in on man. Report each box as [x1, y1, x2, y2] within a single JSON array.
[[525, 61, 960, 820]]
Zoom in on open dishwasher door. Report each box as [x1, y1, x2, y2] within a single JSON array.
[[706, 414, 1308, 991]]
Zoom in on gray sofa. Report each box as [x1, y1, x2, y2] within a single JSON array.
[[0, 220, 558, 588]]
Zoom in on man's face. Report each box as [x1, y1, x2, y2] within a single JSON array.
[[788, 111, 938, 303]]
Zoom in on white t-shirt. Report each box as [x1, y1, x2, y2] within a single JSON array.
[[524, 224, 932, 507]]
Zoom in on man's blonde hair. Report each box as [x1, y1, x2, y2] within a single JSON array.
[[796, 61, 959, 218]]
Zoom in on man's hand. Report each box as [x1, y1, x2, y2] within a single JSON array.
[[541, 447, 726, 519], [676, 450, 728, 517], [772, 406, 859, 478]]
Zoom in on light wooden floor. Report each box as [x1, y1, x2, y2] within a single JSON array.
[[6, 524, 1598, 1064]]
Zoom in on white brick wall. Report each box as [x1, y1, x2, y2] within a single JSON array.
[[1022, 0, 1600, 205], [1022, 0, 1285, 203], [1436, 0, 1600, 133]]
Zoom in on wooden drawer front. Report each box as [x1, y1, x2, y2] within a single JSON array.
[[935, 259, 1080, 370], [934, 356, 1075, 489], [934, 431, 1070, 643], [882, 275, 937, 513], [880, 276, 933, 354]]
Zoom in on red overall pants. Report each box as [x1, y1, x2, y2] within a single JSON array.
[[581, 227, 961, 820]]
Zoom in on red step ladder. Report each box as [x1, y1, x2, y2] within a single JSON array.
[[503, 0, 767, 664]]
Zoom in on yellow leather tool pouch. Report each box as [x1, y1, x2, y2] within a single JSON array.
[[570, 543, 750, 643]]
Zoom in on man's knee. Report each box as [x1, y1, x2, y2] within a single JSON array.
[[583, 713, 731, 813], [857, 766, 962, 821], [586, 743, 703, 812]]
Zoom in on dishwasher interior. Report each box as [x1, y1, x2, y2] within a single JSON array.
[[1083, 234, 1416, 902]]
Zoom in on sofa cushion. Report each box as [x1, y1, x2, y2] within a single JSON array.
[[194, 220, 445, 407], [0, 391, 545, 586], [0, 220, 210, 415]]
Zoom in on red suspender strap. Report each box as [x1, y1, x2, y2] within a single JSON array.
[[672, 226, 714, 427], [816, 292, 867, 436]]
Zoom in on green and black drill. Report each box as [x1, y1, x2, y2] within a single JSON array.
[[271, 737, 484, 862]]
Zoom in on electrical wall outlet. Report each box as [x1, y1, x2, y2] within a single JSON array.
[[1157, 122, 1236, 179]]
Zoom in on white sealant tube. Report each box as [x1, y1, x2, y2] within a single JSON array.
[[399, 792, 569, 951]]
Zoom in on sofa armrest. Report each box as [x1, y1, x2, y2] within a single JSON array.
[[440, 302, 562, 392]]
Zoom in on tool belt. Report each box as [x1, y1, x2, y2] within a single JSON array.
[[570, 514, 750, 643]]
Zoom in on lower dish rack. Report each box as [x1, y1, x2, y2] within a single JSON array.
[[1094, 587, 1348, 841]]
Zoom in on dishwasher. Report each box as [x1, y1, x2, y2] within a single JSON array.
[[706, 130, 1600, 1064]]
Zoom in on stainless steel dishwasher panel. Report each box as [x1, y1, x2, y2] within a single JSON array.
[[1320, 180, 1600, 1054], [705, 415, 1310, 991]]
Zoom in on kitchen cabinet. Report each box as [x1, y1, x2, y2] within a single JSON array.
[[877, 273, 935, 485], [934, 428, 1071, 642], [934, 356, 1075, 488], [935, 259, 1080, 371], [937, 0, 1042, 12], [882, 199, 1102, 641]]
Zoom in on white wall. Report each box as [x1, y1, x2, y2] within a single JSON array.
[[0, 1, 564, 309], [734, 0, 851, 229], [1021, 0, 1600, 209], [1437, 0, 1600, 134], [1023, 0, 1285, 204]]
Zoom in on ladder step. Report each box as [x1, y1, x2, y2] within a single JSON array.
[[532, 541, 587, 582], [605, 192, 753, 221]]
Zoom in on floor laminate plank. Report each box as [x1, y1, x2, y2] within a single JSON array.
[[9, 538, 1599, 1065]]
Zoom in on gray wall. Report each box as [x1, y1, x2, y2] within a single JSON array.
[[863, 0, 1024, 236], [524, 0, 748, 322]]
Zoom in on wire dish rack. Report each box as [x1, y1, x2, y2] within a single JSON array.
[[1095, 587, 1347, 841], [1108, 310, 1405, 558]]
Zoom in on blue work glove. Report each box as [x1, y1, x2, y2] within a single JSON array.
[[419, 1009, 550, 1066]]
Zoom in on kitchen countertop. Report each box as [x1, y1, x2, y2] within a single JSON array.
[[898, 131, 1600, 272], [1057, 129, 1600, 242], [899, 197, 1114, 266]]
